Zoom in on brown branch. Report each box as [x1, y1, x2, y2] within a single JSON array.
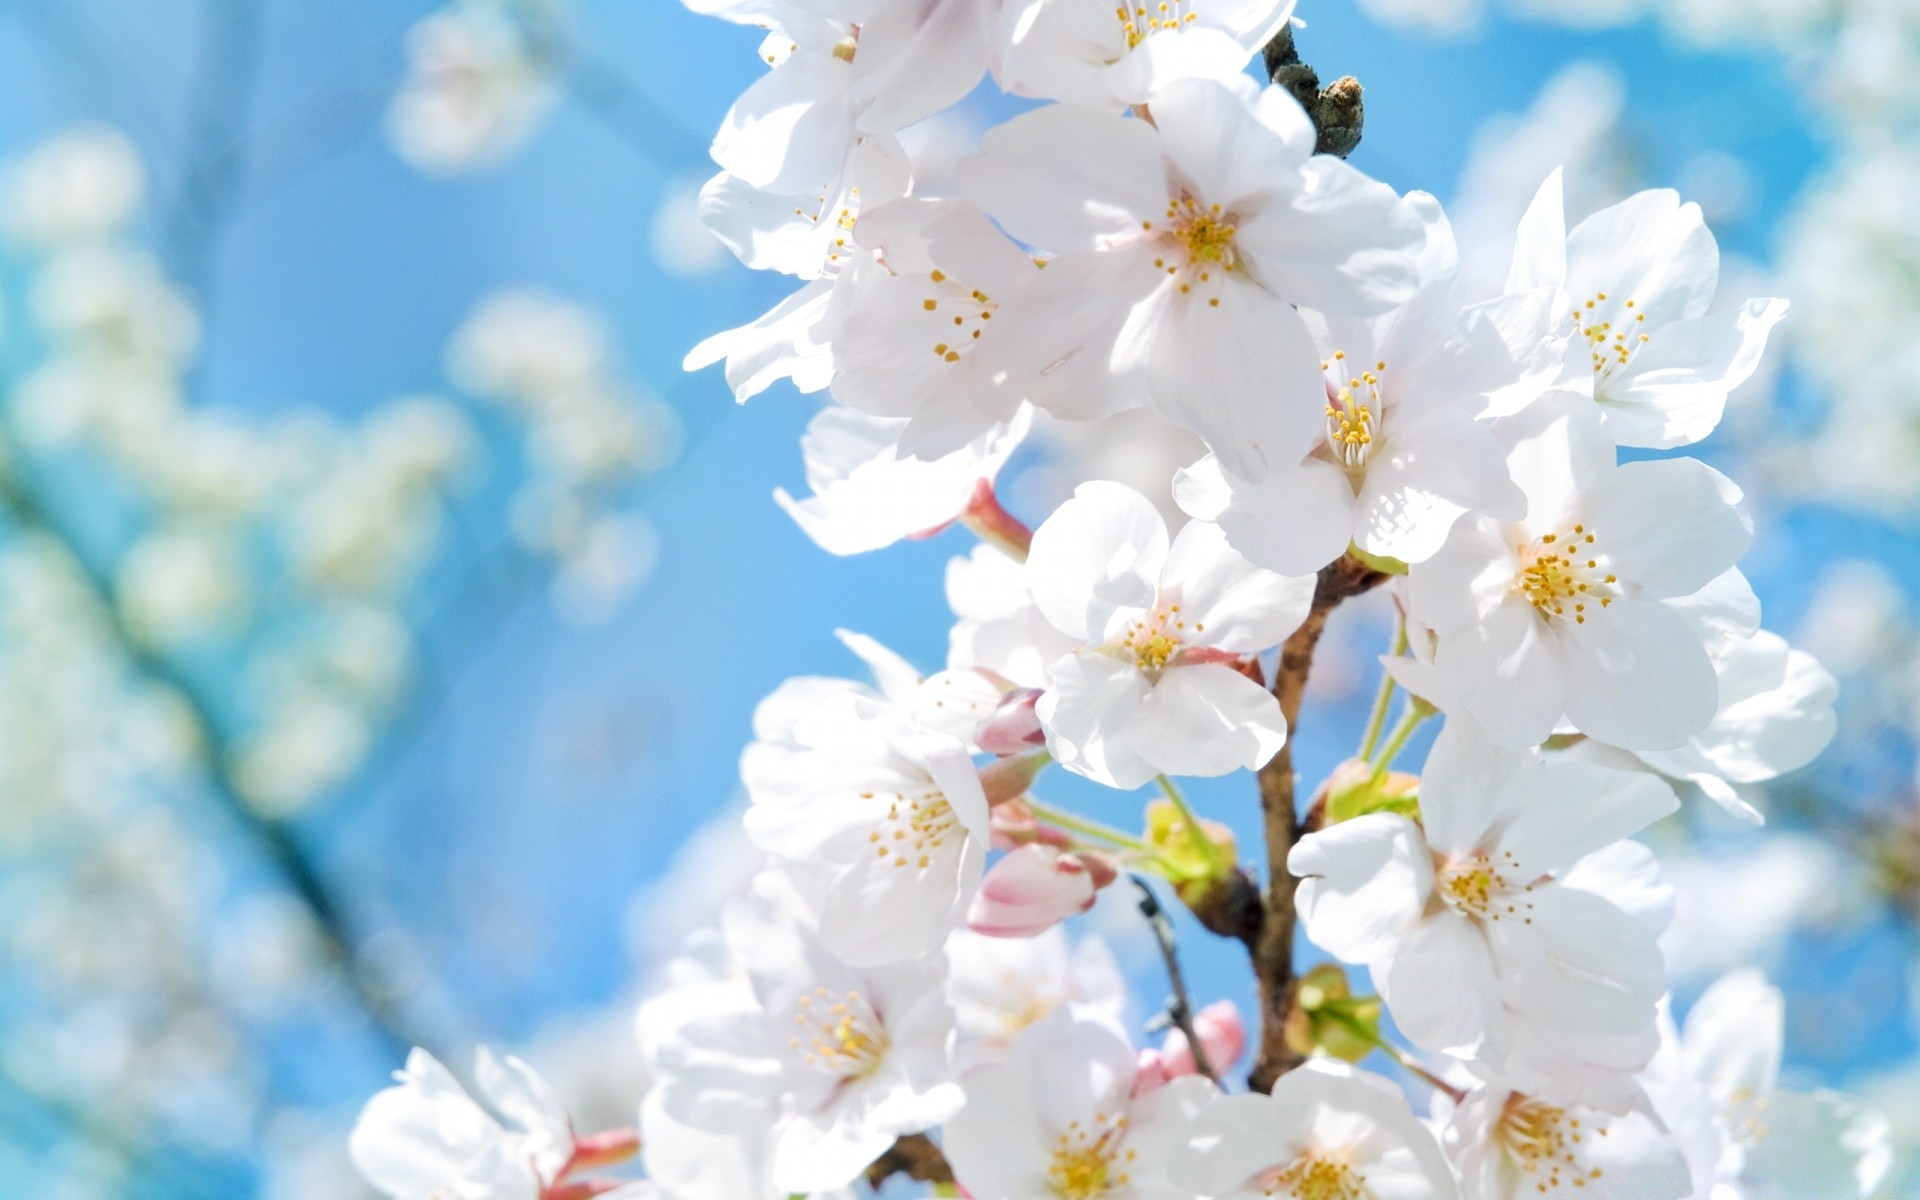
[[866, 1134, 955, 1190], [1262, 23, 1365, 159], [1246, 554, 1387, 1094]]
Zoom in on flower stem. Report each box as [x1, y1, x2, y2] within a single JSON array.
[[1357, 619, 1408, 761], [1317, 1006, 1465, 1102], [1024, 798, 1148, 851], [1157, 774, 1226, 873], [1369, 704, 1431, 774], [959, 479, 1033, 561]]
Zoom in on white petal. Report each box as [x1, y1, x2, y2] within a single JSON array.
[[1577, 457, 1752, 599], [1558, 599, 1719, 750], [1291, 813, 1434, 963], [1379, 912, 1501, 1056], [1174, 453, 1355, 577], [1160, 518, 1316, 652], [1026, 480, 1169, 639], [1129, 662, 1288, 778]]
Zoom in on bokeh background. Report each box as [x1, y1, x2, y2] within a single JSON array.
[[0, 0, 1916, 1195]]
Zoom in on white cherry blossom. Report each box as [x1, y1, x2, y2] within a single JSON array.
[[1025, 480, 1314, 788], [1443, 1082, 1692, 1200], [944, 1004, 1214, 1200], [647, 869, 963, 1193], [774, 404, 1031, 555], [947, 542, 1080, 691], [1175, 195, 1548, 574], [1508, 168, 1788, 449], [742, 682, 995, 965], [349, 1047, 572, 1200], [958, 76, 1427, 477], [1170, 1059, 1458, 1199], [829, 198, 1039, 457], [1407, 394, 1753, 749], [1644, 970, 1892, 1200], [945, 926, 1127, 1062], [1291, 722, 1678, 1063], [997, 0, 1296, 110]]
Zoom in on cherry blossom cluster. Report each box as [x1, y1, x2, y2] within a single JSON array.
[[351, 2, 1893, 1198]]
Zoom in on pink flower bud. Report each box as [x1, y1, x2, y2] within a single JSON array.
[[966, 844, 1098, 937], [976, 688, 1047, 757], [1131, 1049, 1170, 1098], [1158, 1000, 1246, 1077], [976, 745, 1048, 805]]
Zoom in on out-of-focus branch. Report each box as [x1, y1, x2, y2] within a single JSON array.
[[0, 461, 430, 1064], [1262, 23, 1365, 159], [1247, 554, 1387, 1094], [866, 1133, 955, 1191], [166, 0, 268, 313]]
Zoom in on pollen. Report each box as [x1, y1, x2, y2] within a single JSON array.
[[1516, 523, 1616, 623], [1495, 1095, 1607, 1194], [1261, 1152, 1368, 1199], [790, 985, 890, 1081], [1322, 352, 1386, 473], [1437, 850, 1532, 922], [1114, 0, 1201, 49], [1114, 606, 1187, 673], [1046, 1115, 1130, 1198], [875, 788, 961, 872], [1573, 290, 1652, 380]]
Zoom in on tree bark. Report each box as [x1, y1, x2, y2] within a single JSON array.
[[1246, 555, 1387, 1093]]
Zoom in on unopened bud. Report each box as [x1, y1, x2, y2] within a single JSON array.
[[976, 687, 1046, 756], [966, 844, 1100, 937], [1321, 758, 1420, 825], [977, 746, 1048, 805], [1158, 1000, 1246, 1077], [1144, 797, 1237, 907], [1283, 963, 1383, 1064]]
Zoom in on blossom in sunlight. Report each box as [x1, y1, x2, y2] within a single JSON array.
[[944, 1004, 1215, 1200], [741, 688, 993, 965], [996, 0, 1297, 110], [1508, 169, 1787, 450], [388, 0, 557, 173], [1175, 195, 1549, 574], [645, 870, 963, 1193], [1026, 480, 1315, 788], [966, 842, 1104, 936], [957, 76, 1427, 475], [1645, 970, 1892, 1199], [350, 1047, 635, 1200], [1169, 1059, 1457, 1199], [1291, 722, 1677, 1069], [1564, 627, 1838, 825], [1407, 395, 1753, 749], [775, 404, 1031, 555], [1442, 1081, 1691, 1200], [828, 198, 1041, 457], [945, 926, 1127, 1061]]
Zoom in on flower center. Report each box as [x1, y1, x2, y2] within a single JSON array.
[[867, 787, 960, 872], [792, 184, 864, 276], [1115, 0, 1200, 49], [1262, 1152, 1368, 1200], [1322, 351, 1386, 473], [1047, 1115, 1134, 1199], [1495, 1095, 1607, 1192], [1114, 604, 1200, 674], [1515, 525, 1617, 625], [920, 268, 997, 364], [1573, 291, 1649, 381], [1142, 195, 1238, 308], [1436, 851, 1531, 922], [790, 987, 890, 1081]]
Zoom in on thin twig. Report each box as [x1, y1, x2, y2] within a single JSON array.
[[1130, 875, 1217, 1084], [0, 464, 431, 1063]]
